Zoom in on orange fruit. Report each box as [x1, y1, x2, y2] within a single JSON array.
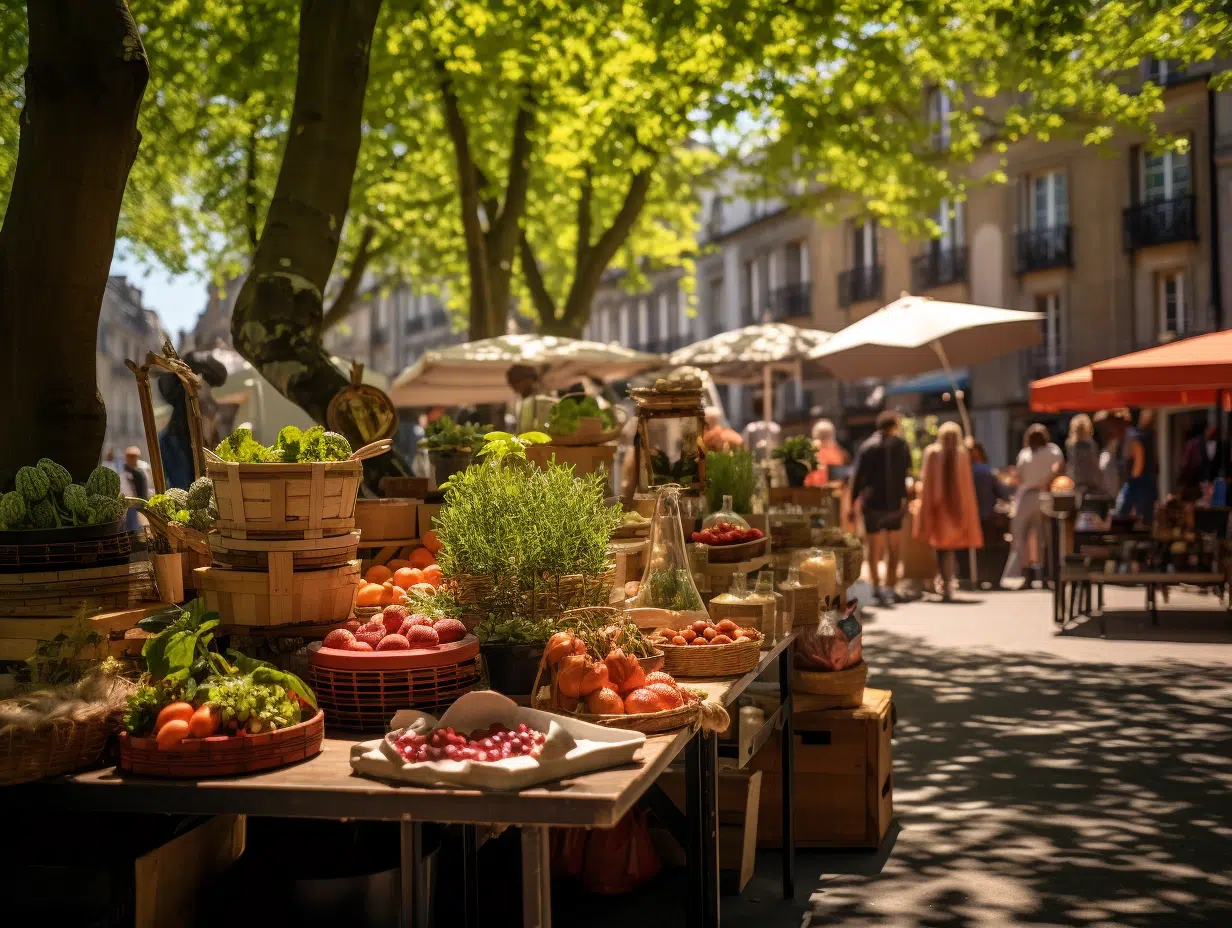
[[393, 567, 420, 589], [356, 582, 385, 607], [420, 564, 443, 587], [379, 581, 406, 606], [156, 719, 190, 750], [422, 530, 442, 553], [188, 704, 220, 738], [386, 558, 411, 572], [155, 702, 194, 734], [410, 547, 436, 569], [365, 564, 393, 584]]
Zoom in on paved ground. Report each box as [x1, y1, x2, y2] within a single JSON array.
[[581, 585, 1232, 927]]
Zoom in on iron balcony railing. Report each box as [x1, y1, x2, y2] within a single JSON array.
[[837, 265, 884, 308], [1016, 225, 1072, 273], [911, 245, 968, 291], [1123, 195, 1198, 251], [767, 281, 812, 320]]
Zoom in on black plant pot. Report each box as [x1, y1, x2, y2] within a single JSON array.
[[783, 459, 810, 488], [428, 449, 474, 488], [480, 642, 544, 697]]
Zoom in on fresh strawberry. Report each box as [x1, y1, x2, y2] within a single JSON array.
[[323, 628, 355, 650]]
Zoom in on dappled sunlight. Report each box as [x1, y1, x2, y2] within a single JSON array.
[[808, 630, 1232, 927]]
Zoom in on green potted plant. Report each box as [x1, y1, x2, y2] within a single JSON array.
[[705, 448, 754, 513], [473, 615, 560, 696], [773, 435, 819, 487], [421, 416, 490, 487]]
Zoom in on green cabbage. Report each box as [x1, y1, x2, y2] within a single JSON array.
[[85, 465, 121, 500], [15, 466, 50, 503]]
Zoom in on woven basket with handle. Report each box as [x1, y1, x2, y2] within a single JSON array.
[[658, 632, 763, 677], [791, 661, 867, 708]]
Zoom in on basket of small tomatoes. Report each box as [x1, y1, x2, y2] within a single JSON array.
[[690, 522, 767, 563], [650, 617, 764, 676]]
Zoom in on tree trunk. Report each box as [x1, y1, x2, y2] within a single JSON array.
[[0, 1, 149, 489], [230, 0, 407, 485]]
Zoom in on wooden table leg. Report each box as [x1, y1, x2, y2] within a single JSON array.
[[521, 825, 552, 928], [778, 642, 795, 900], [399, 818, 427, 928], [685, 730, 720, 928], [462, 823, 479, 928]]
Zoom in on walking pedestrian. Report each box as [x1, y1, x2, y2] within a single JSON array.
[[1095, 408, 1130, 497], [120, 446, 150, 532], [1002, 424, 1064, 588], [1115, 409, 1159, 525], [968, 440, 1009, 551], [1065, 414, 1102, 494], [848, 410, 912, 605], [805, 417, 848, 486], [916, 422, 983, 601]]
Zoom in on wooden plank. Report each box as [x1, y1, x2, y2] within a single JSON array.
[[134, 814, 246, 928], [522, 826, 552, 928]]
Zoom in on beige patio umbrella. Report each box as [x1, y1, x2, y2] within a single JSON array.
[[666, 322, 834, 426], [807, 294, 1043, 435], [388, 334, 664, 407]]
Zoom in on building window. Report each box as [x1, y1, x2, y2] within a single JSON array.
[[938, 198, 965, 248], [1036, 292, 1063, 372], [851, 221, 877, 268], [1158, 270, 1187, 336], [1143, 149, 1189, 202], [707, 197, 724, 238], [928, 87, 951, 149], [1032, 171, 1068, 229], [658, 292, 671, 339]]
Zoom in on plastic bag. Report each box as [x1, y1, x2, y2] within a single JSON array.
[[582, 809, 660, 894], [795, 599, 863, 671]]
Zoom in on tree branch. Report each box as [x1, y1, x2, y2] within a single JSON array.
[[321, 224, 376, 331], [488, 87, 535, 261], [576, 165, 592, 271], [244, 125, 259, 254], [432, 51, 493, 337], [519, 231, 557, 323]]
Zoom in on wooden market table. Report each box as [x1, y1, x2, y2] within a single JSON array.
[[7, 634, 797, 928]]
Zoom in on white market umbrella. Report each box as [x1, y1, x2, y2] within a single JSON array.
[[667, 322, 834, 426], [807, 294, 1042, 435], [388, 334, 664, 407]]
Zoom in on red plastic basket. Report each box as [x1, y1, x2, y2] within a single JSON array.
[[307, 636, 481, 732], [117, 709, 324, 778]]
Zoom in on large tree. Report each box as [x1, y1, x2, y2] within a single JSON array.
[[0, 0, 149, 487]]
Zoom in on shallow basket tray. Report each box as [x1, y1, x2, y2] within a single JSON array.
[[0, 715, 116, 786], [533, 692, 701, 734], [699, 536, 768, 564], [209, 531, 360, 571], [308, 637, 481, 732], [117, 709, 325, 778], [791, 661, 867, 709], [0, 524, 138, 572], [658, 633, 763, 677]]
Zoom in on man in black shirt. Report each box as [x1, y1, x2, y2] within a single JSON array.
[[849, 410, 912, 604]]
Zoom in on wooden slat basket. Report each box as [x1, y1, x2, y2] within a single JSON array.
[[209, 531, 360, 571], [0, 560, 156, 617], [194, 560, 360, 629], [208, 459, 364, 539]]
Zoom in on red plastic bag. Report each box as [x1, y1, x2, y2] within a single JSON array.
[[582, 809, 660, 894], [550, 826, 589, 879]]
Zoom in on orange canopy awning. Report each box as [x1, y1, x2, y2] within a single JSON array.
[[1029, 364, 1224, 413], [1089, 330, 1232, 392]]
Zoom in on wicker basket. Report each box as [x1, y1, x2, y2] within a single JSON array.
[[700, 537, 769, 564], [0, 714, 116, 786], [308, 638, 480, 732], [452, 565, 616, 621], [118, 709, 325, 777], [792, 662, 867, 709], [0, 560, 156, 617], [562, 701, 702, 734], [0, 524, 137, 571], [659, 633, 763, 677], [208, 458, 367, 540]]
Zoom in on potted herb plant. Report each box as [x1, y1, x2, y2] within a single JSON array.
[[474, 615, 559, 696], [705, 448, 754, 513], [773, 435, 819, 487], [421, 416, 490, 487]]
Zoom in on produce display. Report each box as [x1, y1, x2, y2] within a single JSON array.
[[421, 415, 490, 451], [213, 425, 352, 463], [0, 460, 127, 529], [356, 552, 442, 607], [547, 395, 617, 436], [392, 721, 547, 763], [541, 626, 693, 717], [650, 617, 761, 648], [645, 370, 703, 394], [123, 599, 317, 748], [691, 521, 764, 546], [321, 604, 468, 653], [143, 476, 217, 531]]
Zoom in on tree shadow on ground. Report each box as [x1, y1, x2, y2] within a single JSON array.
[[806, 630, 1232, 927], [1062, 606, 1232, 644]]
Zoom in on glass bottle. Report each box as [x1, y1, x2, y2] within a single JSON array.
[[799, 547, 839, 606], [703, 494, 751, 531], [745, 571, 779, 647], [710, 570, 749, 605], [631, 485, 707, 621], [751, 466, 768, 515], [779, 565, 818, 635]]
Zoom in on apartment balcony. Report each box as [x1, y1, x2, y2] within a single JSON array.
[[1016, 225, 1072, 274], [1123, 195, 1198, 251], [404, 315, 425, 335], [837, 265, 884, 308], [910, 245, 968, 291], [767, 281, 812, 321]]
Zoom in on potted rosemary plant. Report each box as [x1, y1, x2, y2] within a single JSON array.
[[773, 435, 819, 488]]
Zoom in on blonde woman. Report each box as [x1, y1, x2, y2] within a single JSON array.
[[1065, 414, 1101, 493], [915, 421, 983, 601]]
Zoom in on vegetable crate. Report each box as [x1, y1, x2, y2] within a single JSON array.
[[354, 498, 420, 546], [752, 688, 894, 849], [0, 527, 139, 571], [194, 559, 360, 630], [656, 766, 763, 893], [525, 443, 617, 481], [0, 561, 157, 617], [307, 638, 481, 731], [208, 459, 364, 539]]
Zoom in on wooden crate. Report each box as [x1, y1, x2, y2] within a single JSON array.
[[656, 766, 762, 892], [0, 603, 167, 662], [208, 459, 363, 539], [135, 815, 246, 928], [610, 538, 649, 591], [0, 561, 156, 617], [752, 688, 894, 849], [194, 560, 360, 628], [355, 498, 420, 545], [526, 443, 617, 480], [417, 503, 442, 538]]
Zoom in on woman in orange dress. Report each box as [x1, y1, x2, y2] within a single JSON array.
[[915, 421, 983, 601]]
